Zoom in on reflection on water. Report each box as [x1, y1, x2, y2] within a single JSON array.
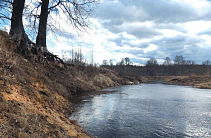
[[70, 84, 211, 138]]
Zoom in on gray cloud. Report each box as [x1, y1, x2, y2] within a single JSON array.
[[108, 33, 151, 48], [147, 35, 207, 62], [106, 25, 162, 39], [109, 32, 208, 63], [108, 33, 128, 47], [125, 26, 162, 39], [96, 0, 204, 40], [130, 35, 207, 63], [198, 28, 211, 35], [154, 23, 187, 34], [97, 0, 205, 24], [96, 1, 145, 23], [155, 35, 204, 47], [94, 0, 211, 64]]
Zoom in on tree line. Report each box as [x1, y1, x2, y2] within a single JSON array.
[[102, 55, 211, 76]]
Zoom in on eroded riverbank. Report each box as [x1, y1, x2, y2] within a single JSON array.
[[1, 29, 211, 138], [0, 32, 135, 138]]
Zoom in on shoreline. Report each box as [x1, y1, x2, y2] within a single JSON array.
[[69, 76, 211, 137], [139, 76, 211, 89], [1, 31, 211, 137], [0, 34, 134, 137]]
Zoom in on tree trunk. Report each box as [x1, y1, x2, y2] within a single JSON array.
[[36, 0, 49, 53], [9, 0, 25, 40]]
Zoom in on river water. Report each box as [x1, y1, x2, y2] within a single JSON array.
[[70, 84, 211, 138]]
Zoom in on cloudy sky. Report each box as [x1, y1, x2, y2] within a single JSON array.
[[2, 0, 211, 65]]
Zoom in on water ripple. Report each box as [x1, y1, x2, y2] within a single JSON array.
[[70, 84, 211, 138]]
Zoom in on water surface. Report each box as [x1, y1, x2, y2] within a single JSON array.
[[70, 84, 211, 138]]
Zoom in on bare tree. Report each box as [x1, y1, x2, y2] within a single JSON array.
[[66, 46, 84, 65], [109, 59, 113, 66], [0, 0, 11, 24], [203, 60, 210, 76], [146, 58, 158, 66], [203, 60, 210, 65], [174, 55, 186, 76], [145, 58, 158, 76], [61, 50, 67, 61], [191, 60, 196, 65], [0, 0, 34, 47], [9, 0, 25, 40], [120, 58, 125, 66], [163, 57, 171, 65], [185, 60, 195, 65], [129, 61, 133, 65], [125, 57, 130, 65], [102, 60, 109, 66], [0, 0, 100, 65], [36, 0, 100, 53], [91, 50, 94, 66], [35, 0, 49, 52], [174, 55, 185, 65]]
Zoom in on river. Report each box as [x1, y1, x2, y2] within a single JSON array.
[[70, 84, 211, 138]]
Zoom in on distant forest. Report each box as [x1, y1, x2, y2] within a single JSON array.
[[101, 56, 211, 76]]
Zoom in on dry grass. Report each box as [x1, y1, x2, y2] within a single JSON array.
[[0, 32, 89, 137], [142, 76, 211, 89], [93, 74, 115, 88], [0, 31, 131, 138]]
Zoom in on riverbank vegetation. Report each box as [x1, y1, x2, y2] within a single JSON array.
[[0, 0, 138, 137], [1, 1, 211, 137], [0, 31, 134, 137], [1, 30, 211, 137], [102, 57, 211, 89], [139, 76, 211, 89]]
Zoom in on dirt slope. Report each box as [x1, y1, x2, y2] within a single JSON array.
[[0, 30, 132, 138]]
